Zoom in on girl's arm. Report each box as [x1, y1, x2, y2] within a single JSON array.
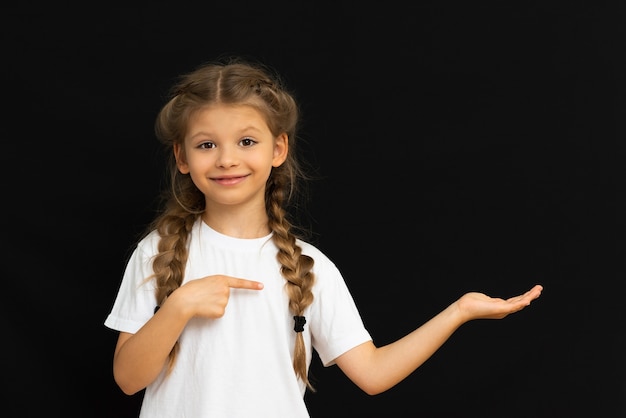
[[112, 275, 264, 395], [334, 284, 543, 395], [112, 298, 189, 395]]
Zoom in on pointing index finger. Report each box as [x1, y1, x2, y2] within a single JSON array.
[[228, 277, 264, 290]]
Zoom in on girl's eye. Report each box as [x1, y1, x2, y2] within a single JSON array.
[[240, 137, 256, 147], [198, 142, 215, 149]]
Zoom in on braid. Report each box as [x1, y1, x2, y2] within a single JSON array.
[[151, 202, 199, 374], [267, 175, 316, 391]]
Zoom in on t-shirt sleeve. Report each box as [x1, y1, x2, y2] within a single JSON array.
[[104, 237, 158, 334], [308, 252, 373, 367]]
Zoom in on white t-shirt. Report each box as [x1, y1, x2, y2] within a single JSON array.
[[105, 219, 372, 418]]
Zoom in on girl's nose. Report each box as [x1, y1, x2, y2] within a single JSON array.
[[216, 146, 239, 168]]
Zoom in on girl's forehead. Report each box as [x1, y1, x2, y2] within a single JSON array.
[[196, 103, 265, 118], [187, 104, 271, 136]]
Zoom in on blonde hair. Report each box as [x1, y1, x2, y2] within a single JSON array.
[[146, 57, 316, 390]]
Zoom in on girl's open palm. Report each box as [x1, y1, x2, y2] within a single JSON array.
[[457, 284, 543, 321]]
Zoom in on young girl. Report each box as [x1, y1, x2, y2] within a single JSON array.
[[104, 57, 543, 417]]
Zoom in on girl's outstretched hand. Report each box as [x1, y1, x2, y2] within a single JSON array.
[[456, 284, 543, 322]]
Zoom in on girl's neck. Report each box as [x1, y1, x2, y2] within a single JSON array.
[[201, 212, 271, 239]]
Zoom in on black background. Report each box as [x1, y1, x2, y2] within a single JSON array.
[[3, 2, 623, 417]]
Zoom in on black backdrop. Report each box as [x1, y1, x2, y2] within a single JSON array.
[[4, 2, 623, 417]]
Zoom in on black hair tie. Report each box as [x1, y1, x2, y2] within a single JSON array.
[[293, 316, 306, 332]]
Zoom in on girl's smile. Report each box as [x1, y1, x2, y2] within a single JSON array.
[[211, 174, 250, 185]]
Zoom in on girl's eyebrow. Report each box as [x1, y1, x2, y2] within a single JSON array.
[[189, 125, 264, 140], [237, 125, 264, 134]]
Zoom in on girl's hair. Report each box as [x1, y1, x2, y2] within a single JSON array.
[[146, 56, 316, 390]]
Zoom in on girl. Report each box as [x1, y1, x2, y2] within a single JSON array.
[[105, 57, 543, 417]]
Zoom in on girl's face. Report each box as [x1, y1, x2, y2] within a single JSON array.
[[175, 104, 288, 211]]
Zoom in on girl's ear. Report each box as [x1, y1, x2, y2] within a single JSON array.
[[174, 143, 190, 174], [272, 133, 289, 167]]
